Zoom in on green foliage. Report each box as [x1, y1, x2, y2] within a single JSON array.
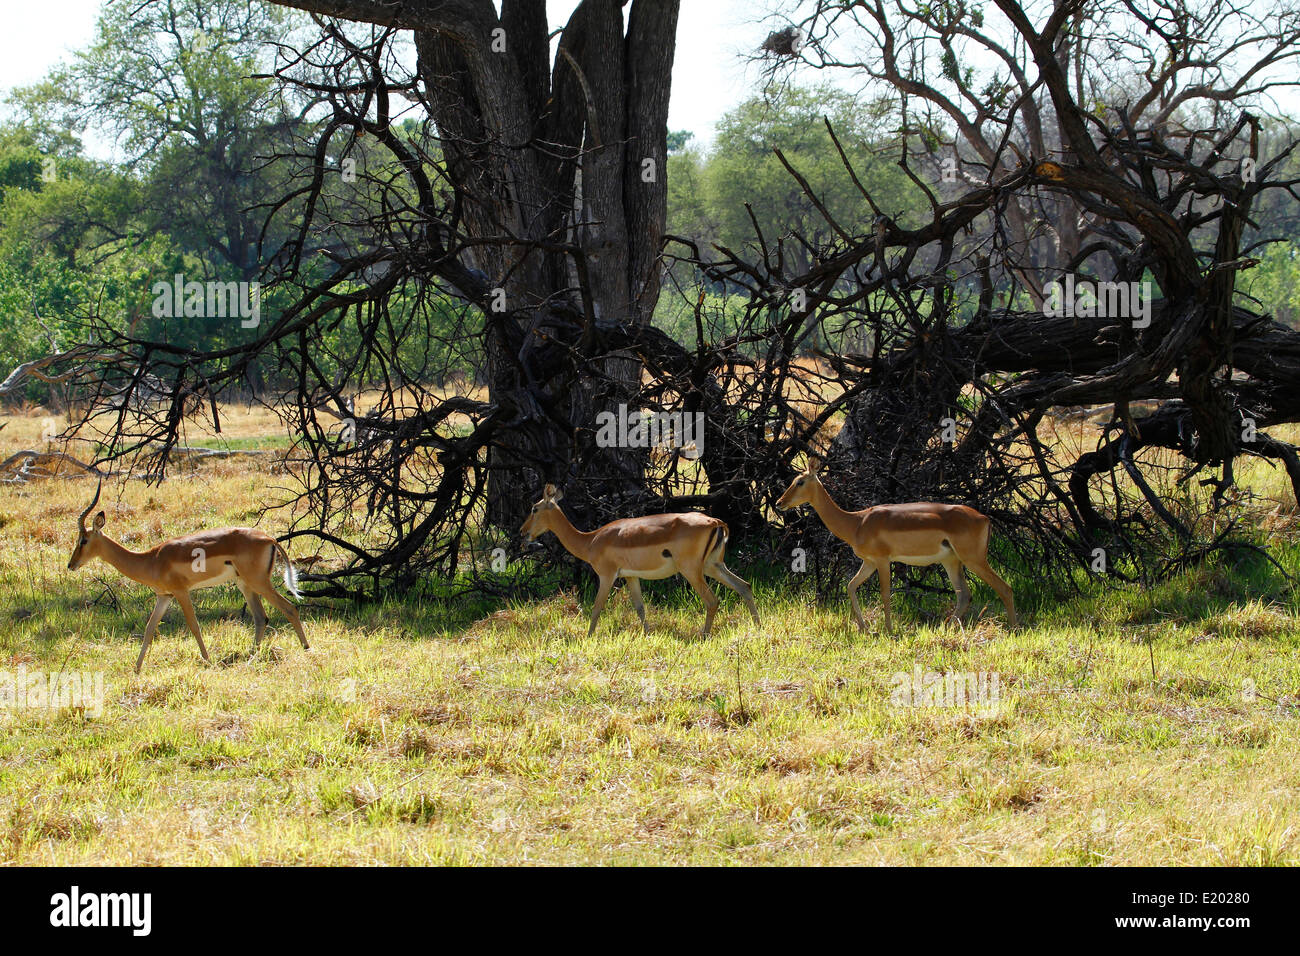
[[1241, 242, 1300, 329], [651, 288, 750, 350], [702, 85, 923, 260], [0, 0, 490, 396], [663, 85, 928, 353], [665, 85, 930, 348], [666, 129, 695, 153], [0, 0, 309, 388]]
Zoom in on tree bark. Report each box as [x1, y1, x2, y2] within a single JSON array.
[[267, 0, 680, 527]]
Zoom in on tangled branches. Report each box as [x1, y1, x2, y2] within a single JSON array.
[[8, 0, 1300, 602]]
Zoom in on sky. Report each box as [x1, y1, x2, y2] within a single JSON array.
[[0, 0, 783, 157], [0, 0, 103, 91], [4, 0, 1298, 157]]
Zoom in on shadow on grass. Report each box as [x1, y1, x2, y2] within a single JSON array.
[[17, 537, 1296, 658]]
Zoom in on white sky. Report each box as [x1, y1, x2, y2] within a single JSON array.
[[5, 0, 1298, 162], [0, 0, 780, 157], [0, 0, 103, 91]]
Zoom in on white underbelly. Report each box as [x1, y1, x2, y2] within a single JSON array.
[[895, 550, 953, 567], [192, 564, 239, 589], [620, 557, 678, 580]]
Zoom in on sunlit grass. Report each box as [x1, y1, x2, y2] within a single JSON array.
[[1, 408, 1299, 864]]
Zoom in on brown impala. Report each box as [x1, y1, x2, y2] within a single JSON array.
[[67, 481, 309, 672], [777, 459, 1016, 632], [520, 484, 760, 637]]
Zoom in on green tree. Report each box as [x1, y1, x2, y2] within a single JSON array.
[[664, 84, 925, 349], [8, 0, 313, 280], [1244, 242, 1300, 330], [706, 86, 919, 270]]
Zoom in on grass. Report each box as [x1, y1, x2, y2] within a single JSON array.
[[1, 409, 1300, 864]]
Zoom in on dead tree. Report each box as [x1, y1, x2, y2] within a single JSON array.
[[9, 0, 1300, 600], [687, 0, 1300, 579], [255, 0, 681, 530]]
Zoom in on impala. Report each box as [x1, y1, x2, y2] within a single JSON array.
[[520, 484, 760, 637], [776, 459, 1016, 632], [67, 481, 309, 673]]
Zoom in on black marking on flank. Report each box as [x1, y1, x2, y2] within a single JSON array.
[[701, 526, 723, 565]]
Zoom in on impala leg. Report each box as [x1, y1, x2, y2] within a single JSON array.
[[172, 591, 211, 664], [707, 562, 761, 626], [260, 587, 310, 649], [236, 579, 267, 648], [588, 573, 615, 638], [941, 558, 971, 621], [136, 594, 172, 675], [964, 557, 1017, 627], [846, 560, 877, 633], [682, 569, 719, 637], [625, 577, 648, 633], [877, 561, 893, 634]]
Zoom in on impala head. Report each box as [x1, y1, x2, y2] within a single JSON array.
[[68, 480, 106, 570], [776, 457, 824, 512], [520, 484, 564, 541]]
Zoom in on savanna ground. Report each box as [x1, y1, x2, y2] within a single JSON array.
[[1, 405, 1299, 865]]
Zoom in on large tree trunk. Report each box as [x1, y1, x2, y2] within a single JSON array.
[[270, 0, 680, 528]]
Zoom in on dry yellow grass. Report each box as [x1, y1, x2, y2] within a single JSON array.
[[1, 405, 1299, 865]]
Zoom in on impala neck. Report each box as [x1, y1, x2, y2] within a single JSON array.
[[94, 535, 155, 584], [808, 480, 863, 543], [547, 507, 596, 563]]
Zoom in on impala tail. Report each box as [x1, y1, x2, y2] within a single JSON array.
[[275, 542, 302, 599]]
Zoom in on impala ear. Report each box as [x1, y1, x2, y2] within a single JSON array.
[[550, 485, 564, 503], [93, 511, 106, 531], [807, 456, 823, 474]]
